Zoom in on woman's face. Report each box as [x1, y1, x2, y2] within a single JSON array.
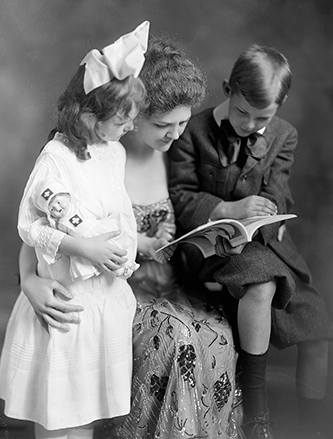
[[97, 104, 139, 142], [136, 106, 192, 152]]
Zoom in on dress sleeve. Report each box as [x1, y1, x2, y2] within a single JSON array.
[[17, 153, 66, 264]]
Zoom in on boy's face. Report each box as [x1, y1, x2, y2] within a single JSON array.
[[227, 91, 279, 137]]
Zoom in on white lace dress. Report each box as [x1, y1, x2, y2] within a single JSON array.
[[0, 133, 137, 430]]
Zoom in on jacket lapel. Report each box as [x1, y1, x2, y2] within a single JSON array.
[[238, 123, 275, 179]]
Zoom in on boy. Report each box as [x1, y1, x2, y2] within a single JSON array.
[[169, 44, 331, 439]]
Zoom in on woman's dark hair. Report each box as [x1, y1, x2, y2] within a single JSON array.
[[229, 44, 292, 108], [54, 62, 146, 160], [139, 36, 207, 117]]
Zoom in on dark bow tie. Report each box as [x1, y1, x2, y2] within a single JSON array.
[[218, 119, 268, 167]]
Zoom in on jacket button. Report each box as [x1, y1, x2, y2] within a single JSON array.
[[242, 175, 247, 181]]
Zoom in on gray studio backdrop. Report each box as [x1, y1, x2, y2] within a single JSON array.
[[1, 0, 333, 327]]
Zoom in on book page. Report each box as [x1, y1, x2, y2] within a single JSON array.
[[197, 224, 237, 242], [181, 236, 216, 258], [239, 214, 296, 241], [157, 223, 244, 257], [156, 214, 297, 254]]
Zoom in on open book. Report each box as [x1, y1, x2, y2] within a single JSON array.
[[156, 214, 297, 258]]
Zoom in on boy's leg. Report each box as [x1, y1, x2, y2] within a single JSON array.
[[238, 281, 275, 354], [237, 281, 276, 438], [296, 339, 330, 438]]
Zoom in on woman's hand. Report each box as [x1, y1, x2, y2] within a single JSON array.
[[138, 232, 176, 264], [155, 222, 176, 241], [214, 235, 245, 258], [21, 274, 84, 332], [148, 237, 177, 264], [19, 242, 83, 332]]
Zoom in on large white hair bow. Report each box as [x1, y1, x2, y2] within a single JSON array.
[[80, 20, 150, 94]]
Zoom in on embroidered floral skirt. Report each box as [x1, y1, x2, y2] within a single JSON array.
[[95, 267, 239, 439]]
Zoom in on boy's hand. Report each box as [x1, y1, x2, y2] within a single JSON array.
[[229, 196, 277, 219], [214, 235, 245, 257]]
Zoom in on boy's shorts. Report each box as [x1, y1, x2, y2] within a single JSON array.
[[210, 242, 332, 348]]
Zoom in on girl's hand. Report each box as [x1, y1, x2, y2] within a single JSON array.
[[214, 235, 245, 257], [21, 274, 83, 332], [81, 231, 128, 272], [228, 196, 277, 219]]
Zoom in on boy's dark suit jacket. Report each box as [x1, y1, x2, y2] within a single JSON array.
[[169, 107, 311, 284], [169, 107, 332, 348]]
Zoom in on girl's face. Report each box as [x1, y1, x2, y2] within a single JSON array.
[[135, 106, 192, 152], [98, 104, 139, 142]]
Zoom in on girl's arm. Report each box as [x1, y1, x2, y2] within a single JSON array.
[[18, 154, 128, 272], [19, 243, 83, 332], [58, 231, 128, 272], [22, 217, 128, 273]]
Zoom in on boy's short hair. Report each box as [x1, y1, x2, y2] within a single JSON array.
[[229, 44, 292, 108]]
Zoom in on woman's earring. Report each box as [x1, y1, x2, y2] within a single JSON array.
[[132, 122, 139, 132]]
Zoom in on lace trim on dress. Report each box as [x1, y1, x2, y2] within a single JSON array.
[[133, 197, 171, 210], [33, 226, 60, 263]]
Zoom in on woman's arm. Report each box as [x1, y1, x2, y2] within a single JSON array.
[[19, 243, 83, 332]]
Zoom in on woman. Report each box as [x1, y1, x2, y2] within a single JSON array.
[[19, 37, 241, 439]]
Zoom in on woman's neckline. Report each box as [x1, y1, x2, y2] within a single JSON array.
[[132, 197, 170, 209]]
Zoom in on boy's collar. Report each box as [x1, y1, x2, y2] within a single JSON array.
[[213, 100, 229, 125], [213, 99, 266, 135]]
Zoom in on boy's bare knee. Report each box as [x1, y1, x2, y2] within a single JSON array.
[[246, 281, 276, 304]]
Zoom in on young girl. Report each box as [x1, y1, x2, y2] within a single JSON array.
[[0, 21, 149, 439]]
